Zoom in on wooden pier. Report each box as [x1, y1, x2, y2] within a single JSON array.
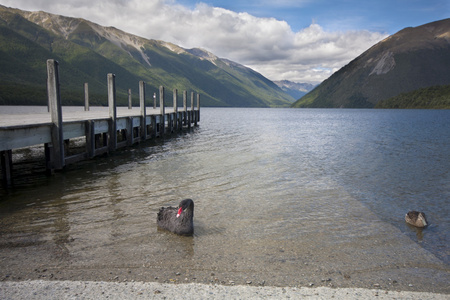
[[0, 59, 200, 186]]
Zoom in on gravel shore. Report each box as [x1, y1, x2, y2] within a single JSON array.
[[1, 280, 448, 300]]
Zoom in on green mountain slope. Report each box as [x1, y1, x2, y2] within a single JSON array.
[[375, 84, 450, 109], [0, 5, 294, 107], [292, 19, 450, 108]]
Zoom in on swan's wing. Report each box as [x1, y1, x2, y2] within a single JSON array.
[[157, 206, 177, 227]]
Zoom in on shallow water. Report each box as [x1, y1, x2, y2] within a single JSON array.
[[0, 107, 449, 291]]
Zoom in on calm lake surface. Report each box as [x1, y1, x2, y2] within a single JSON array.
[[0, 107, 449, 291]]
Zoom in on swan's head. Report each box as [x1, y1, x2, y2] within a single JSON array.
[[177, 199, 194, 218]]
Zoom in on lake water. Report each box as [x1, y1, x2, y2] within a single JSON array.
[[0, 107, 449, 292]]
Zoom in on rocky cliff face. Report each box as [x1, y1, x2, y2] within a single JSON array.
[[293, 18, 450, 108]]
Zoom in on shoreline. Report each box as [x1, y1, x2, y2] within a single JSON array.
[[1, 280, 449, 300]]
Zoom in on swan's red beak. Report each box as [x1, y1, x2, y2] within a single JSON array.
[[176, 207, 183, 218]]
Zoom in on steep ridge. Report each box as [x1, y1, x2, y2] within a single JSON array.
[[292, 19, 450, 108]]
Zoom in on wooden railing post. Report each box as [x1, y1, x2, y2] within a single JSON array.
[[108, 73, 117, 151], [159, 86, 165, 135], [172, 88, 178, 132], [47, 59, 65, 170], [183, 90, 187, 126], [139, 81, 147, 140], [196, 93, 200, 125], [189, 92, 194, 128], [84, 82, 89, 111], [128, 88, 132, 109]]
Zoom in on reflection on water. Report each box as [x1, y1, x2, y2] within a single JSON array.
[[0, 108, 449, 291]]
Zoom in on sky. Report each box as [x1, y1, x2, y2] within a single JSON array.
[[1, 0, 448, 84]]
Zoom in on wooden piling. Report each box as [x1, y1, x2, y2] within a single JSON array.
[[159, 86, 165, 135], [108, 73, 117, 151], [128, 88, 132, 109], [1, 150, 12, 186], [84, 83, 89, 111], [172, 89, 178, 132], [139, 81, 147, 140], [86, 120, 95, 158], [183, 91, 188, 126], [196, 93, 200, 124], [47, 59, 65, 170], [189, 92, 194, 128]]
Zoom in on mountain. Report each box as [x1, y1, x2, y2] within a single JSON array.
[[292, 19, 450, 108], [0, 5, 295, 107], [274, 80, 316, 100], [375, 84, 450, 109]]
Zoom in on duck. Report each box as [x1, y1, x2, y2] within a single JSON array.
[[405, 211, 428, 228], [157, 199, 194, 236]]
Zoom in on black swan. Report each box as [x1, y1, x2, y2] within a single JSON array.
[[405, 211, 428, 228], [157, 199, 194, 236]]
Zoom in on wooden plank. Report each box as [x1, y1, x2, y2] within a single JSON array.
[[65, 152, 88, 165], [116, 118, 127, 131], [94, 146, 109, 156], [94, 120, 109, 134], [132, 117, 140, 127], [63, 122, 86, 140], [0, 125, 52, 151]]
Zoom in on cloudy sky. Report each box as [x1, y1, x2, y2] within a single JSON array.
[[1, 0, 448, 84]]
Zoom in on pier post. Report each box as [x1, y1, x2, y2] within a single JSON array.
[[108, 73, 117, 151], [86, 120, 95, 158], [47, 59, 65, 170], [183, 91, 187, 126], [195, 93, 200, 125], [159, 86, 165, 135], [189, 92, 194, 128], [173, 88, 178, 132], [153, 93, 156, 109], [84, 83, 89, 111], [126, 116, 133, 146], [139, 81, 147, 140], [128, 88, 132, 109], [1, 150, 12, 186]]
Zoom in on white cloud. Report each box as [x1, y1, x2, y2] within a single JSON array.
[[1, 0, 387, 84]]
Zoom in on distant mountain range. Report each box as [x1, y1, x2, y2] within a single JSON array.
[[0, 5, 296, 107], [274, 80, 316, 100], [292, 19, 450, 108]]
